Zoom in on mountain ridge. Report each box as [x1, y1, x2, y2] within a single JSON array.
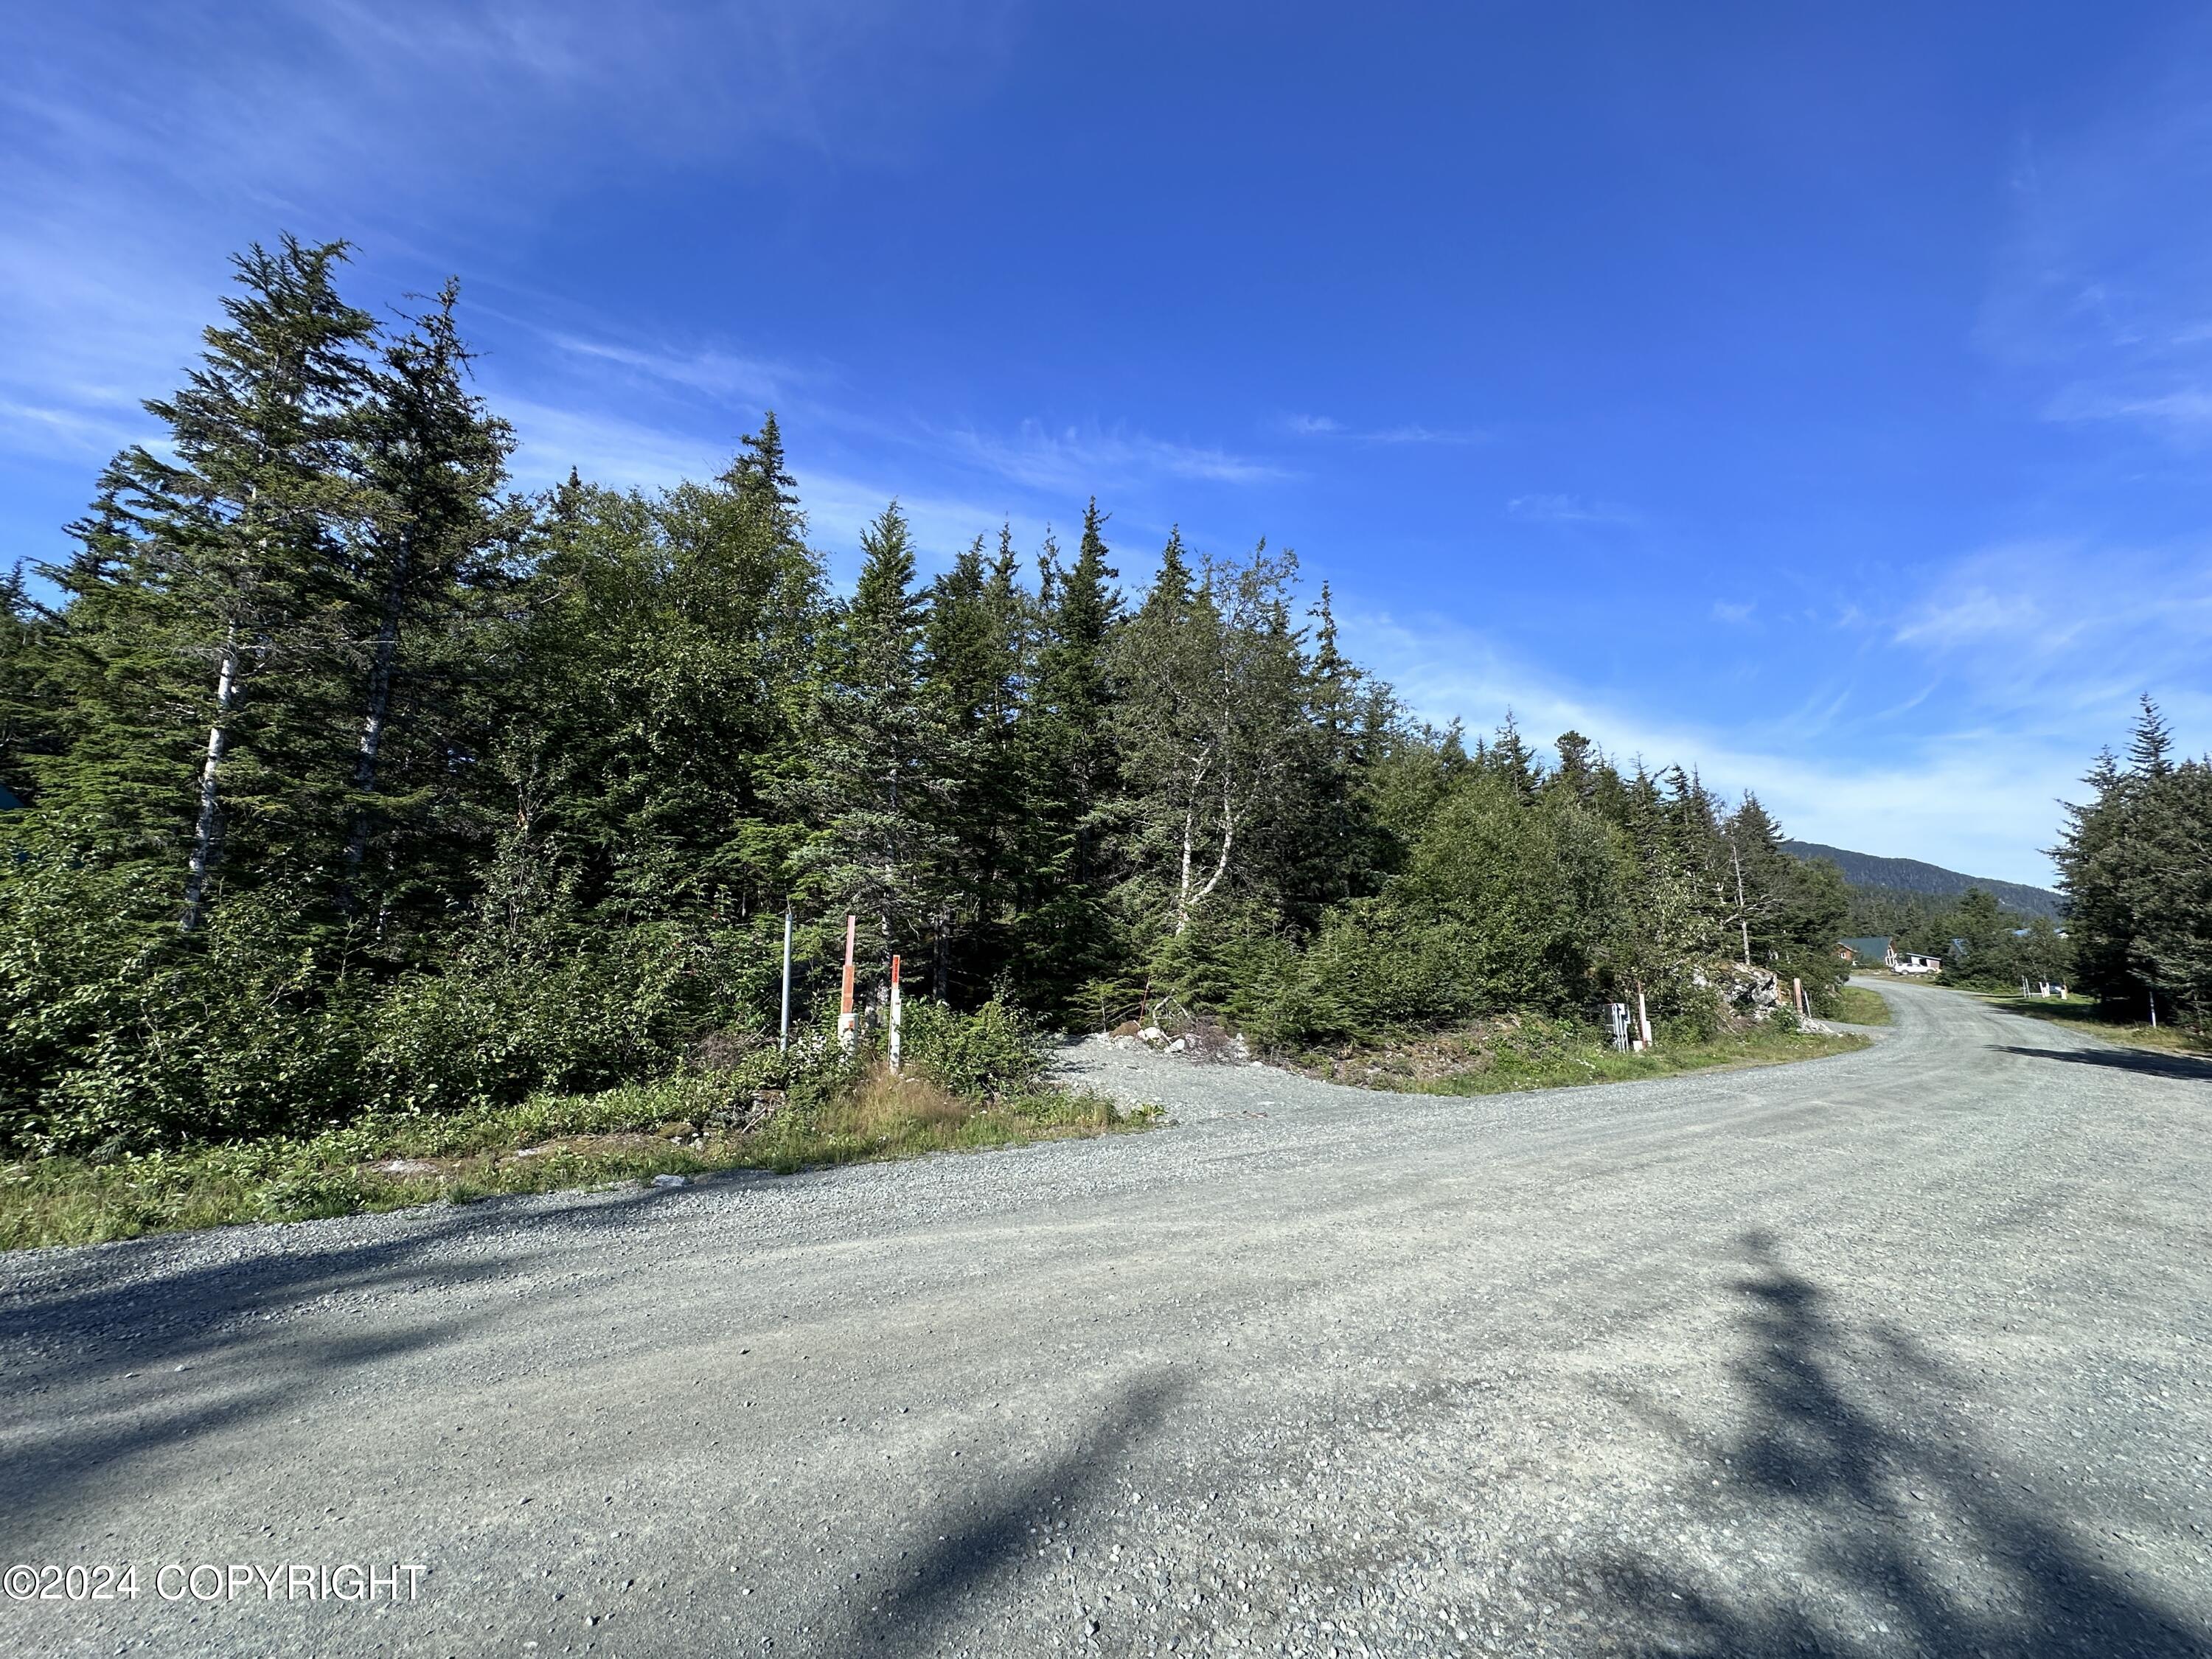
[[1781, 840, 2065, 921]]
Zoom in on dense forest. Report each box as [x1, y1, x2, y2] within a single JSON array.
[[1784, 840, 2065, 922], [1, 240, 1857, 1156]]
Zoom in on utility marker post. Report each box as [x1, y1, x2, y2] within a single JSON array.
[[1605, 1002, 1630, 1052], [1636, 985, 1653, 1051], [888, 953, 903, 1073], [779, 904, 793, 1052], [838, 914, 858, 1053]]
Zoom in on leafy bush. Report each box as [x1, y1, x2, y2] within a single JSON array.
[[900, 998, 1046, 1099], [0, 854, 369, 1154]]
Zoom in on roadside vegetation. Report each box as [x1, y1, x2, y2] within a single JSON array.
[[1, 1002, 1152, 1250], [1281, 1011, 1865, 1096], [1976, 994, 2212, 1060], [4, 237, 1873, 1236], [1831, 984, 1892, 1026], [1843, 700, 2212, 1047]]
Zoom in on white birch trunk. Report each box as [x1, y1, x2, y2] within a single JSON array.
[[181, 627, 240, 933], [344, 535, 412, 880]]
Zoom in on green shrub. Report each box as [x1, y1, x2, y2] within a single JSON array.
[[901, 998, 1046, 1098]]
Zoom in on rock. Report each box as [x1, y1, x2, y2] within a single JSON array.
[[1110, 1020, 1143, 1038], [1164, 1037, 1186, 1054], [1709, 961, 1784, 1020], [372, 1158, 439, 1176], [1138, 1026, 1168, 1044], [651, 1173, 689, 1189]]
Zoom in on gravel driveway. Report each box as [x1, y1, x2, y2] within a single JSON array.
[[4, 981, 2208, 1657]]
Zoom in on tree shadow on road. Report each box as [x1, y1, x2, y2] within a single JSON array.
[[1989, 1044, 2212, 1084], [1559, 1231, 2208, 1658], [824, 1371, 1186, 1654], [0, 1187, 711, 1537]]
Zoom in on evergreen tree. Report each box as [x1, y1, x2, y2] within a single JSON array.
[[2055, 746, 2150, 1005], [2127, 695, 2174, 779], [807, 503, 955, 977], [0, 566, 58, 806], [35, 237, 378, 928], [921, 530, 1028, 998], [2129, 759, 2212, 1022], [1012, 500, 1121, 1009], [339, 280, 521, 922]]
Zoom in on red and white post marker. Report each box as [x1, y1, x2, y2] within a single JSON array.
[[888, 953, 902, 1073], [838, 914, 858, 1053]]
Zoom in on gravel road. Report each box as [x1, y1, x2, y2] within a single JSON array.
[[4, 981, 2209, 1658]]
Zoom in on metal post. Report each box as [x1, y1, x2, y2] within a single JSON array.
[[889, 953, 902, 1074], [779, 904, 793, 1052], [2149, 990, 2158, 1029], [838, 914, 858, 1053]]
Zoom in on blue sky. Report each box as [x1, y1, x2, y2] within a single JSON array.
[[7, 1, 2211, 886]]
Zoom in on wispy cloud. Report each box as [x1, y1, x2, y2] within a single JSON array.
[[543, 333, 799, 406], [933, 420, 1286, 493], [2042, 384, 2212, 435], [1980, 21, 2212, 445], [1506, 493, 1637, 526], [1286, 413, 1486, 445]]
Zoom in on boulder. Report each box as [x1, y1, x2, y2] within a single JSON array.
[[1705, 962, 1784, 1020]]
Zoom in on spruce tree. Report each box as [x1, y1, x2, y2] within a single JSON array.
[[340, 280, 518, 919], [1011, 501, 1122, 1009], [807, 503, 954, 976], [36, 237, 377, 928]]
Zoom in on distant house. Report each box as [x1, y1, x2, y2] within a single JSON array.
[[0, 781, 21, 812], [1839, 936, 1942, 974], [1841, 936, 1893, 969]]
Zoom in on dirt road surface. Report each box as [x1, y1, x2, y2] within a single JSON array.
[[4, 981, 2208, 1657]]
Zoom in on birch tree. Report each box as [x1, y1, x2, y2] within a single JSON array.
[[1113, 536, 1307, 938]]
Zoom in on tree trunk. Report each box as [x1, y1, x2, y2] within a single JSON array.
[[1175, 804, 1197, 935], [1172, 750, 1220, 936], [344, 535, 412, 886], [1731, 844, 1751, 967], [181, 627, 241, 933]]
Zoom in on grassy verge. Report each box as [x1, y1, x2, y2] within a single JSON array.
[[1831, 984, 1893, 1026], [1283, 1015, 1868, 1097], [0, 1065, 1156, 1253], [1976, 995, 2212, 1057]]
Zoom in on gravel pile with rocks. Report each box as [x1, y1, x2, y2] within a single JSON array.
[[4, 981, 2208, 1658]]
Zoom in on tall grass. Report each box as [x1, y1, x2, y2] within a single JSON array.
[[1, 1062, 1151, 1252]]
